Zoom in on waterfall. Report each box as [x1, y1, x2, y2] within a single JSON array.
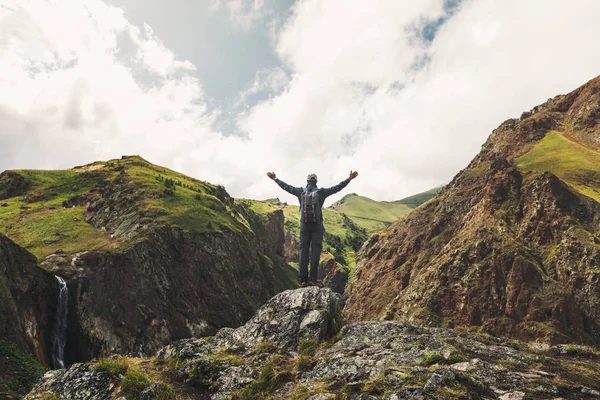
[[51, 275, 68, 369]]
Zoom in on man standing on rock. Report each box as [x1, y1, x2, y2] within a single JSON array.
[[267, 171, 359, 287]]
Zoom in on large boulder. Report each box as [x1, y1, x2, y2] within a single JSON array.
[[24, 363, 120, 400]]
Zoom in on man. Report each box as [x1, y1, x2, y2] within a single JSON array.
[[267, 170, 359, 286]]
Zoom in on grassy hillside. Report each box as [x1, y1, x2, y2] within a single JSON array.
[[516, 130, 600, 202], [0, 156, 267, 262], [329, 188, 440, 231], [394, 187, 442, 207]]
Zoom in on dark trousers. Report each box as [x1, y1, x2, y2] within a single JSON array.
[[298, 223, 323, 283]]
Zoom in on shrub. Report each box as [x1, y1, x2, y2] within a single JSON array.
[[420, 352, 445, 367], [94, 358, 128, 375], [297, 339, 319, 357], [230, 355, 293, 399], [121, 370, 151, 400], [152, 383, 176, 400], [0, 341, 46, 395]]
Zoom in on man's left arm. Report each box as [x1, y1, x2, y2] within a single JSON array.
[[321, 171, 359, 198]]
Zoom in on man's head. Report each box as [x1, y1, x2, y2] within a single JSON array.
[[306, 173, 318, 184]]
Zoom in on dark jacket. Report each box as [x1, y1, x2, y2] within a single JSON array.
[[275, 178, 350, 225]]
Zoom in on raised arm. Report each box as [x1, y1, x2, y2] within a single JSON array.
[[267, 172, 303, 196], [321, 170, 359, 198]]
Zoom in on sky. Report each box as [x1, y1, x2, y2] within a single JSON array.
[[1, 0, 600, 206]]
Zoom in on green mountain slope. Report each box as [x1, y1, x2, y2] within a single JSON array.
[[329, 188, 440, 231], [516, 130, 600, 202], [0, 156, 251, 261]]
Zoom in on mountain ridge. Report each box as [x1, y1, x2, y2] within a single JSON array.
[[344, 75, 600, 345]]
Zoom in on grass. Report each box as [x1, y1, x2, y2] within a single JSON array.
[[259, 253, 300, 293], [230, 355, 295, 400], [516, 130, 600, 202], [297, 339, 320, 357], [0, 340, 46, 399], [329, 193, 415, 231], [121, 369, 152, 400], [94, 358, 129, 375], [0, 156, 259, 260]]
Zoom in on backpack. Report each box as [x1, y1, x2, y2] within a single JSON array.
[[301, 188, 320, 224]]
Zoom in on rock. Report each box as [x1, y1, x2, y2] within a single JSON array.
[[26, 296, 600, 400], [24, 363, 120, 400], [1, 202, 7, 207], [0, 234, 58, 397], [318, 254, 349, 294], [229, 286, 341, 350], [499, 392, 526, 400], [0, 170, 29, 200], [581, 386, 600, 396]]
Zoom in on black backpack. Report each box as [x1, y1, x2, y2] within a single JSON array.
[[301, 188, 320, 224]]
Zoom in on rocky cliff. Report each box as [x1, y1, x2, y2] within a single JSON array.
[[0, 234, 57, 398], [26, 287, 600, 399], [0, 156, 298, 365], [344, 76, 600, 345]]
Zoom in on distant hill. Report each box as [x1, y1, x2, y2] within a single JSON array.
[[329, 188, 441, 231]]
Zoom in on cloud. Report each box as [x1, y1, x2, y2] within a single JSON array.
[[234, 67, 289, 109], [237, 0, 600, 203], [0, 0, 221, 179], [209, 0, 270, 31], [2, 0, 600, 209]]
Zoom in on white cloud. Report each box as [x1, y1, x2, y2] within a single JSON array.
[[237, 0, 600, 204], [209, 0, 270, 31], [2, 0, 600, 209], [234, 67, 289, 109], [0, 0, 223, 182]]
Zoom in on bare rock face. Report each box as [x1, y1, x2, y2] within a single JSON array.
[[0, 234, 58, 397], [65, 225, 296, 362], [318, 255, 349, 294], [0, 234, 57, 360], [344, 76, 600, 345]]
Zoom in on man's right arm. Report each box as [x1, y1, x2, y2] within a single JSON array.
[[267, 172, 303, 196]]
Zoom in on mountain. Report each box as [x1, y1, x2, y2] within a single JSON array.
[[0, 156, 298, 367], [345, 76, 600, 345], [26, 287, 600, 400], [329, 189, 441, 231]]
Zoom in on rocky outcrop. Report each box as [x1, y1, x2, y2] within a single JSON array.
[[24, 364, 120, 400], [0, 171, 29, 200], [318, 254, 349, 294], [0, 234, 57, 362], [344, 76, 600, 345], [64, 225, 297, 363], [27, 287, 600, 399], [0, 234, 58, 398]]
